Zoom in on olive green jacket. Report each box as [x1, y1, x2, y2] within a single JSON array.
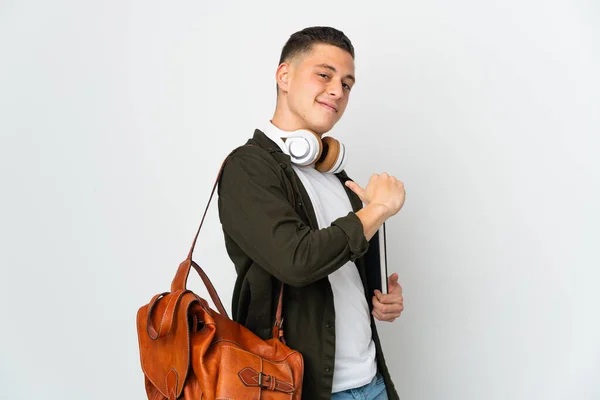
[[217, 129, 400, 399]]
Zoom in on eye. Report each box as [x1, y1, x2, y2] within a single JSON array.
[[318, 73, 330, 79], [342, 83, 352, 91]]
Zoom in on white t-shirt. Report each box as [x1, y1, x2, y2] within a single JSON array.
[[261, 122, 377, 392]]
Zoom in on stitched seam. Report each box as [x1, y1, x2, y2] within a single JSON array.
[[218, 344, 262, 360], [219, 346, 295, 390], [140, 293, 195, 399], [137, 308, 169, 398], [267, 358, 295, 395], [146, 292, 167, 339], [287, 179, 295, 208], [280, 360, 294, 397], [165, 368, 178, 400], [166, 291, 185, 336], [157, 292, 177, 337], [193, 293, 213, 316], [181, 293, 195, 397], [166, 290, 187, 336], [210, 339, 301, 363]]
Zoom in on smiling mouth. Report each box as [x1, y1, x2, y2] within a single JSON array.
[[318, 102, 337, 113]]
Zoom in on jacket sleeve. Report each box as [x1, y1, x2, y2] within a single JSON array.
[[217, 149, 370, 288]]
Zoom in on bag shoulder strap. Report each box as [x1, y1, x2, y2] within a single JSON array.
[[171, 143, 287, 339]]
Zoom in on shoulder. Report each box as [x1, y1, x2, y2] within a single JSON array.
[[220, 143, 284, 184]]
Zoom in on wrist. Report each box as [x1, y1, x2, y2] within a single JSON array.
[[367, 203, 390, 221]]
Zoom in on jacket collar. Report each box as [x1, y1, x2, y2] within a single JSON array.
[[247, 129, 362, 212], [250, 128, 286, 155], [249, 129, 352, 179]]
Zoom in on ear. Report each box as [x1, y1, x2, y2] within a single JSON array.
[[276, 62, 291, 94]]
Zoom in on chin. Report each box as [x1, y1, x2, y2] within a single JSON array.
[[308, 120, 337, 136]]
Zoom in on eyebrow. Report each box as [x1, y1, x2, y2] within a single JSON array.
[[315, 63, 355, 83]]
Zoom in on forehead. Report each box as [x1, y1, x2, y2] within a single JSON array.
[[298, 44, 355, 74]]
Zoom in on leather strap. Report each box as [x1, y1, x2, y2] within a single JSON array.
[[146, 290, 187, 340], [170, 144, 286, 339], [146, 288, 214, 341], [238, 367, 295, 393]]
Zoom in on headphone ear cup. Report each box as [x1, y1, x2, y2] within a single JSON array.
[[305, 130, 324, 165], [315, 136, 341, 173], [287, 130, 323, 166]]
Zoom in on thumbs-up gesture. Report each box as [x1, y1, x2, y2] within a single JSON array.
[[372, 273, 404, 322], [345, 172, 405, 217]]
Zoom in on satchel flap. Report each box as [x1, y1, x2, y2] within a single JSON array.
[[137, 291, 198, 399]]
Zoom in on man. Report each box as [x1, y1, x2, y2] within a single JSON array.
[[217, 26, 406, 400]]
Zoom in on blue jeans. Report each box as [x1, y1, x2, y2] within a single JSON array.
[[331, 373, 388, 400]]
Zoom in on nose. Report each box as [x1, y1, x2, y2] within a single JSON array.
[[327, 79, 343, 99]]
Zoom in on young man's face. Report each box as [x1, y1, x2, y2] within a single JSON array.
[[279, 43, 355, 134]]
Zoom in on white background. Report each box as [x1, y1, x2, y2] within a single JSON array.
[[1, 1, 599, 399]]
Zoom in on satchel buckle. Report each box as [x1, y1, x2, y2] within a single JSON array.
[[257, 372, 273, 389], [239, 367, 294, 393], [257, 372, 264, 386]]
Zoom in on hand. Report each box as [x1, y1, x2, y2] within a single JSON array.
[[345, 173, 405, 217], [372, 273, 404, 322]]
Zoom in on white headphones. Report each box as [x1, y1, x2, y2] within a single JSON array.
[[279, 130, 347, 174]]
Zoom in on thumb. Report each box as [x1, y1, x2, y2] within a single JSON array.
[[345, 180, 366, 201], [388, 273, 401, 292]]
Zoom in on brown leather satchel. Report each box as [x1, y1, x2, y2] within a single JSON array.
[[136, 148, 304, 399]]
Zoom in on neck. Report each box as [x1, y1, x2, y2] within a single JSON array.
[[271, 98, 323, 138]]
